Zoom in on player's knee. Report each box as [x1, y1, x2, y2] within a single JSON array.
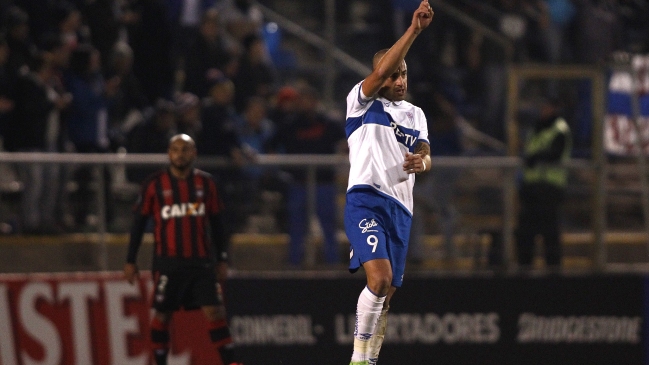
[[154, 311, 172, 324], [367, 274, 392, 296]]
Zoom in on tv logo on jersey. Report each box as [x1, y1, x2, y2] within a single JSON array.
[[161, 202, 206, 219], [390, 121, 419, 148]]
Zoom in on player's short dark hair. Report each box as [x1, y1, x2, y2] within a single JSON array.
[[372, 49, 389, 69]]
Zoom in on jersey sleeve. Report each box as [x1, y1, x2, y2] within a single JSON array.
[[204, 174, 229, 262], [127, 178, 156, 263], [133, 179, 156, 216], [205, 177, 224, 215], [345, 82, 375, 138], [415, 107, 429, 145], [346, 82, 374, 118]]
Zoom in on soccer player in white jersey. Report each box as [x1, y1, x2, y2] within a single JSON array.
[[344, 1, 434, 364]]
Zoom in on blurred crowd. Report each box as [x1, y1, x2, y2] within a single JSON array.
[[0, 0, 647, 239], [392, 0, 649, 149], [0, 0, 348, 235]]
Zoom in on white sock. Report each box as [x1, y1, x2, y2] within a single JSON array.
[[351, 286, 385, 362], [368, 306, 389, 364]]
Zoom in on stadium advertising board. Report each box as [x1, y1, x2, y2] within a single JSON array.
[[0, 272, 645, 365], [227, 274, 645, 365], [0, 272, 223, 365]]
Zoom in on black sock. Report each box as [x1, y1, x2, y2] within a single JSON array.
[[218, 344, 235, 364], [209, 319, 236, 364], [151, 317, 170, 365], [153, 349, 168, 365]]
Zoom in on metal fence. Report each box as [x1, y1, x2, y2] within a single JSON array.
[[0, 152, 615, 273]]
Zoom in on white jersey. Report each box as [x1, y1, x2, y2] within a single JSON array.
[[345, 81, 429, 214]]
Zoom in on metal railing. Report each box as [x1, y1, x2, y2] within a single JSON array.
[[0, 152, 610, 272]]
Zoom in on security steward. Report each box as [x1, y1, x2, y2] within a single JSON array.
[[516, 98, 572, 270]]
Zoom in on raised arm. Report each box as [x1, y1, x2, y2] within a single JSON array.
[[361, 0, 434, 98]]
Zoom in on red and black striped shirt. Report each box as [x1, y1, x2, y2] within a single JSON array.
[[127, 168, 228, 267]]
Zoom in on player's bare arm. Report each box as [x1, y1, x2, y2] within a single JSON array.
[[415, 140, 431, 160], [123, 263, 139, 284], [403, 141, 431, 174], [361, 0, 434, 98]]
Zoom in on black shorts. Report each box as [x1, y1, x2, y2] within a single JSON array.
[[151, 264, 222, 312]]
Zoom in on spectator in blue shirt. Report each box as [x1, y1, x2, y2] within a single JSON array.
[[65, 44, 120, 229]]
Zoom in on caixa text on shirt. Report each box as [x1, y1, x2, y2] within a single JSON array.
[[161, 202, 206, 219]]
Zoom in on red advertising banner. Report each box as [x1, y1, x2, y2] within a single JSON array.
[[0, 272, 222, 365], [2, 271, 645, 365]]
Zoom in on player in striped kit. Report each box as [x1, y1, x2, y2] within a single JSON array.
[[344, 1, 434, 364], [123, 134, 242, 365]]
